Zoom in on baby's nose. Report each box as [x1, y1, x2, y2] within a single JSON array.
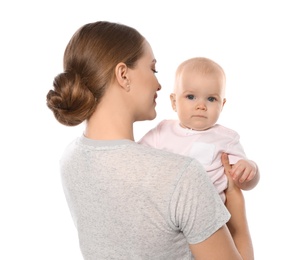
[[196, 102, 207, 110]]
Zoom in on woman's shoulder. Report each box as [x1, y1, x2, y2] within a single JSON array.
[[136, 143, 205, 175]]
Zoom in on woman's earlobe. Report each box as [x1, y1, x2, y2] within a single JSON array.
[[126, 82, 131, 92]]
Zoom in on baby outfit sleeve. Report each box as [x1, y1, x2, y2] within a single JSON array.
[[138, 129, 157, 147], [138, 121, 163, 147], [225, 131, 247, 164], [226, 130, 259, 175]]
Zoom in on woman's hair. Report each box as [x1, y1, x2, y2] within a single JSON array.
[[46, 21, 145, 126]]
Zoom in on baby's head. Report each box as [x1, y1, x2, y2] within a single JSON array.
[[170, 57, 226, 131]]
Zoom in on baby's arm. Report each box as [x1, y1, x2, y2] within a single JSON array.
[[229, 159, 260, 190]]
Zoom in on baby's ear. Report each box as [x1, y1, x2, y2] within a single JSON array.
[[170, 93, 177, 112], [221, 98, 226, 111]]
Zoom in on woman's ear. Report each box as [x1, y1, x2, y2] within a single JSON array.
[[115, 62, 130, 91], [170, 93, 177, 112]]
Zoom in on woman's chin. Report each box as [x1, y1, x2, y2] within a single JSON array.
[[137, 111, 157, 122]]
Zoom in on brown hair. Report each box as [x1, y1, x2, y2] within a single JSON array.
[[46, 21, 145, 126]]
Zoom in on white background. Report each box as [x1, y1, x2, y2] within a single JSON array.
[[1, 0, 303, 259]]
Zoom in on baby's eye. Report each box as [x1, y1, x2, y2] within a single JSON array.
[[207, 97, 216, 102], [186, 95, 195, 100]]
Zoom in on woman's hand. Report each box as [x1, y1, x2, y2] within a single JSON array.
[[221, 153, 237, 194]]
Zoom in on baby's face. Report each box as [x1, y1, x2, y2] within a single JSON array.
[[170, 71, 226, 131]]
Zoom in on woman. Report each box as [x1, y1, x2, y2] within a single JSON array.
[[46, 21, 253, 259]]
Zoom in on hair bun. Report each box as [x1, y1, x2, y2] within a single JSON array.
[[46, 71, 96, 126]]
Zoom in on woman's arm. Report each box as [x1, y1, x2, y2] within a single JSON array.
[[223, 153, 254, 260], [189, 153, 254, 260], [189, 225, 245, 259]]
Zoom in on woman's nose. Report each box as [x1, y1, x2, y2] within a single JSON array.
[[157, 84, 162, 91]]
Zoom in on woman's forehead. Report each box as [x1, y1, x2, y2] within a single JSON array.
[[142, 40, 156, 62]]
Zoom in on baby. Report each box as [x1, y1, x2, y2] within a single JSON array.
[[139, 57, 260, 202]]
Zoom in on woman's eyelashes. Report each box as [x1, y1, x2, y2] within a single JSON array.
[[152, 68, 158, 73]]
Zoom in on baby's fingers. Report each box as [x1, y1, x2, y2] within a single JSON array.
[[240, 169, 256, 182]]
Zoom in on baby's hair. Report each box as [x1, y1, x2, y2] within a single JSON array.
[[173, 57, 226, 94], [46, 21, 145, 126], [176, 57, 225, 79]]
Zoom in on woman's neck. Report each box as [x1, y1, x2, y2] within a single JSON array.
[[84, 103, 134, 140], [84, 83, 136, 140], [84, 117, 134, 141]]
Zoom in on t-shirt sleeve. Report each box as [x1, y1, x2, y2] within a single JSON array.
[[169, 159, 231, 244]]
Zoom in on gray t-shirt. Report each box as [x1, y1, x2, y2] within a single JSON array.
[[60, 136, 230, 259]]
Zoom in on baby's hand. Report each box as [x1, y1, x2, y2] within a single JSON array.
[[230, 159, 257, 184]]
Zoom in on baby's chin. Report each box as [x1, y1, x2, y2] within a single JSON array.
[[180, 123, 213, 131], [191, 126, 212, 131]]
